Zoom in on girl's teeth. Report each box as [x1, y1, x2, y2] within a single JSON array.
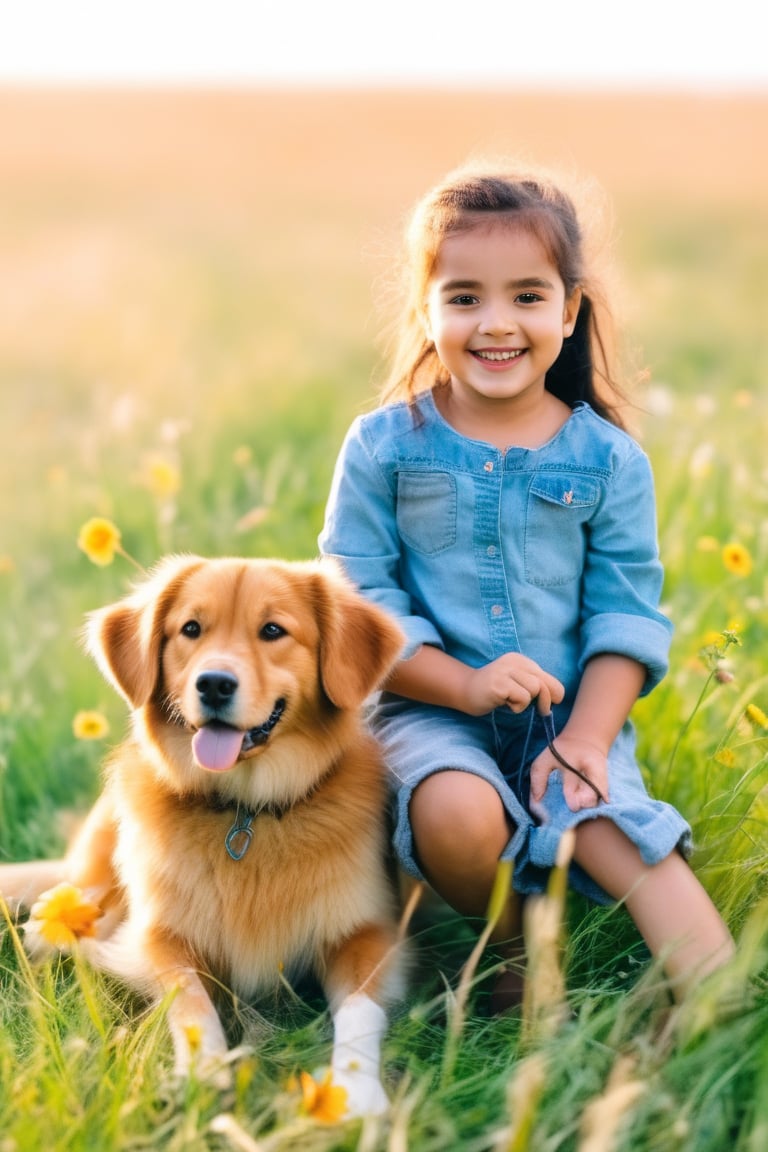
[[477, 350, 522, 361]]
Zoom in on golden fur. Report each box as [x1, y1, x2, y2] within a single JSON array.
[[0, 555, 406, 1115]]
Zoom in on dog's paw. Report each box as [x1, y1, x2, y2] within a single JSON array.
[[331, 1066, 390, 1118]]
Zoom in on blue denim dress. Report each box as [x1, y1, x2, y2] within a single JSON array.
[[319, 393, 691, 903]]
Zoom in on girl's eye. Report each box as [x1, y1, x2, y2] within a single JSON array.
[[516, 292, 542, 304], [260, 622, 286, 641], [181, 620, 201, 638], [450, 294, 478, 306]]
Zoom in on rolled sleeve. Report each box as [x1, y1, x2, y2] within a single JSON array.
[[579, 445, 672, 693]]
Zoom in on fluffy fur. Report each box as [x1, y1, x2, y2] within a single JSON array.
[[0, 555, 406, 1116]]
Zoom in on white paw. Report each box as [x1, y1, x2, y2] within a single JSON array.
[[332, 1066, 390, 1117]]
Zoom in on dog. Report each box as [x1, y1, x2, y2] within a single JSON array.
[[0, 555, 406, 1117]]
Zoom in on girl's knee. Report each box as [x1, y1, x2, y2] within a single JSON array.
[[410, 771, 511, 860]]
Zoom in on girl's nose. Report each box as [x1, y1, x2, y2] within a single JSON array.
[[478, 303, 516, 335]]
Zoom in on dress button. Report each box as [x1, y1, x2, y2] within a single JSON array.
[[487, 545, 497, 557], [484, 461, 494, 472], [491, 604, 503, 617]]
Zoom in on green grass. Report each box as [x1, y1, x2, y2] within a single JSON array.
[[1, 140, 767, 1150]]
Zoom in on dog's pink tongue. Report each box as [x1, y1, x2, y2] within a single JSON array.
[[192, 724, 244, 772]]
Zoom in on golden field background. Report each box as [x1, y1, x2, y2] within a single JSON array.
[[1, 86, 766, 581]]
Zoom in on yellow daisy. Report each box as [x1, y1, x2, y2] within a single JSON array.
[[142, 455, 180, 499], [297, 1069, 348, 1124], [72, 710, 110, 740], [721, 542, 753, 577], [77, 517, 122, 567], [29, 883, 101, 948]]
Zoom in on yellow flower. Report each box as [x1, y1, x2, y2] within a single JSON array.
[[695, 535, 719, 553], [232, 444, 253, 468], [77, 517, 122, 567], [746, 704, 768, 730], [29, 883, 101, 948], [714, 748, 737, 768], [297, 1070, 348, 1124], [184, 1023, 203, 1054], [72, 710, 110, 740], [722, 542, 753, 577], [0, 554, 15, 574], [142, 455, 180, 499]]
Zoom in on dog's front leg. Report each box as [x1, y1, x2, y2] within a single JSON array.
[[329, 992, 389, 1117], [324, 922, 402, 1117], [159, 965, 231, 1087]]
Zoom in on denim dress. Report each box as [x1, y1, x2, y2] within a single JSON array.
[[319, 393, 691, 903]]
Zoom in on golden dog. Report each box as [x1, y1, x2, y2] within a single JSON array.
[[0, 555, 406, 1116]]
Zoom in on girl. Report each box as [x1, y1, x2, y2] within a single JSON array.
[[319, 164, 734, 1003]]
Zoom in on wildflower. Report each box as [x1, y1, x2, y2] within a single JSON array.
[[0, 555, 15, 574], [295, 1069, 348, 1124], [141, 455, 180, 500], [714, 748, 736, 768], [695, 536, 719, 553], [77, 517, 122, 566], [233, 444, 253, 468], [72, 710, 110, 740], [722, 542, 753, 577], [184, 1023, 203, 1054], [28, 883, 101, 949], [746, 704, 768, 730], [77, 518, 145, 573]]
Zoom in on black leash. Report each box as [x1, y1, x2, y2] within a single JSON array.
[[540, 712, 607, 805]]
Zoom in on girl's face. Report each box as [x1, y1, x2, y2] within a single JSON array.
[[425, 220, 581, 413]]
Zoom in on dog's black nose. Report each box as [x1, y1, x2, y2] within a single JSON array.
[[196, 671, 238, 709]]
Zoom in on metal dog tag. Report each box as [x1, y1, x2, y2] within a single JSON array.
[[225, 811, 255, 860]]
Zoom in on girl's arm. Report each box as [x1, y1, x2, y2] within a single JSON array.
[[387, 643, 564, 718], [529, 652, 646, 811]]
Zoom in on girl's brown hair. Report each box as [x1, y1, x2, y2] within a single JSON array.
[[378, 164, 627, 427]]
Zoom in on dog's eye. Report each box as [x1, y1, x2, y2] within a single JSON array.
[[181, 620, 202, 638], [260, 622, 286, 641]]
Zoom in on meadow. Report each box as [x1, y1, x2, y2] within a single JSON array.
[[0, 87, 766, 1150]]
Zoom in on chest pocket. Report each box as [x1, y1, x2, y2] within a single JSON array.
[[396, 471, 457, 555], [524, 475, 599, 586]]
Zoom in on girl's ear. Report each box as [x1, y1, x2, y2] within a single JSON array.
[[563, 287, 582, 338]]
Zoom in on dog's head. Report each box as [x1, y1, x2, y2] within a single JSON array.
[[85, 555, 404, 799]]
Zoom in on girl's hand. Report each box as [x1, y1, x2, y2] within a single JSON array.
[[462, 654, 564, 718], [529, 734, 609, 813]]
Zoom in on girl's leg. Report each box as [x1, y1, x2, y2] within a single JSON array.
[[409, 770, 521, 941], [573, 818, 735, 998]]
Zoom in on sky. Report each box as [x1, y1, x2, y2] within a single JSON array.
[[1, 0, 766, 89]]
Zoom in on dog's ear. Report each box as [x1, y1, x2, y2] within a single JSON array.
[[84, 555, 204, 708], [309, 563, 405, 710]]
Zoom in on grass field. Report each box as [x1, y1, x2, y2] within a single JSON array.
[[0, 87, 766, 1150]]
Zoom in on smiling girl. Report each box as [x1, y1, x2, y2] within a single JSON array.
[[319, 164, 734, 1006]]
